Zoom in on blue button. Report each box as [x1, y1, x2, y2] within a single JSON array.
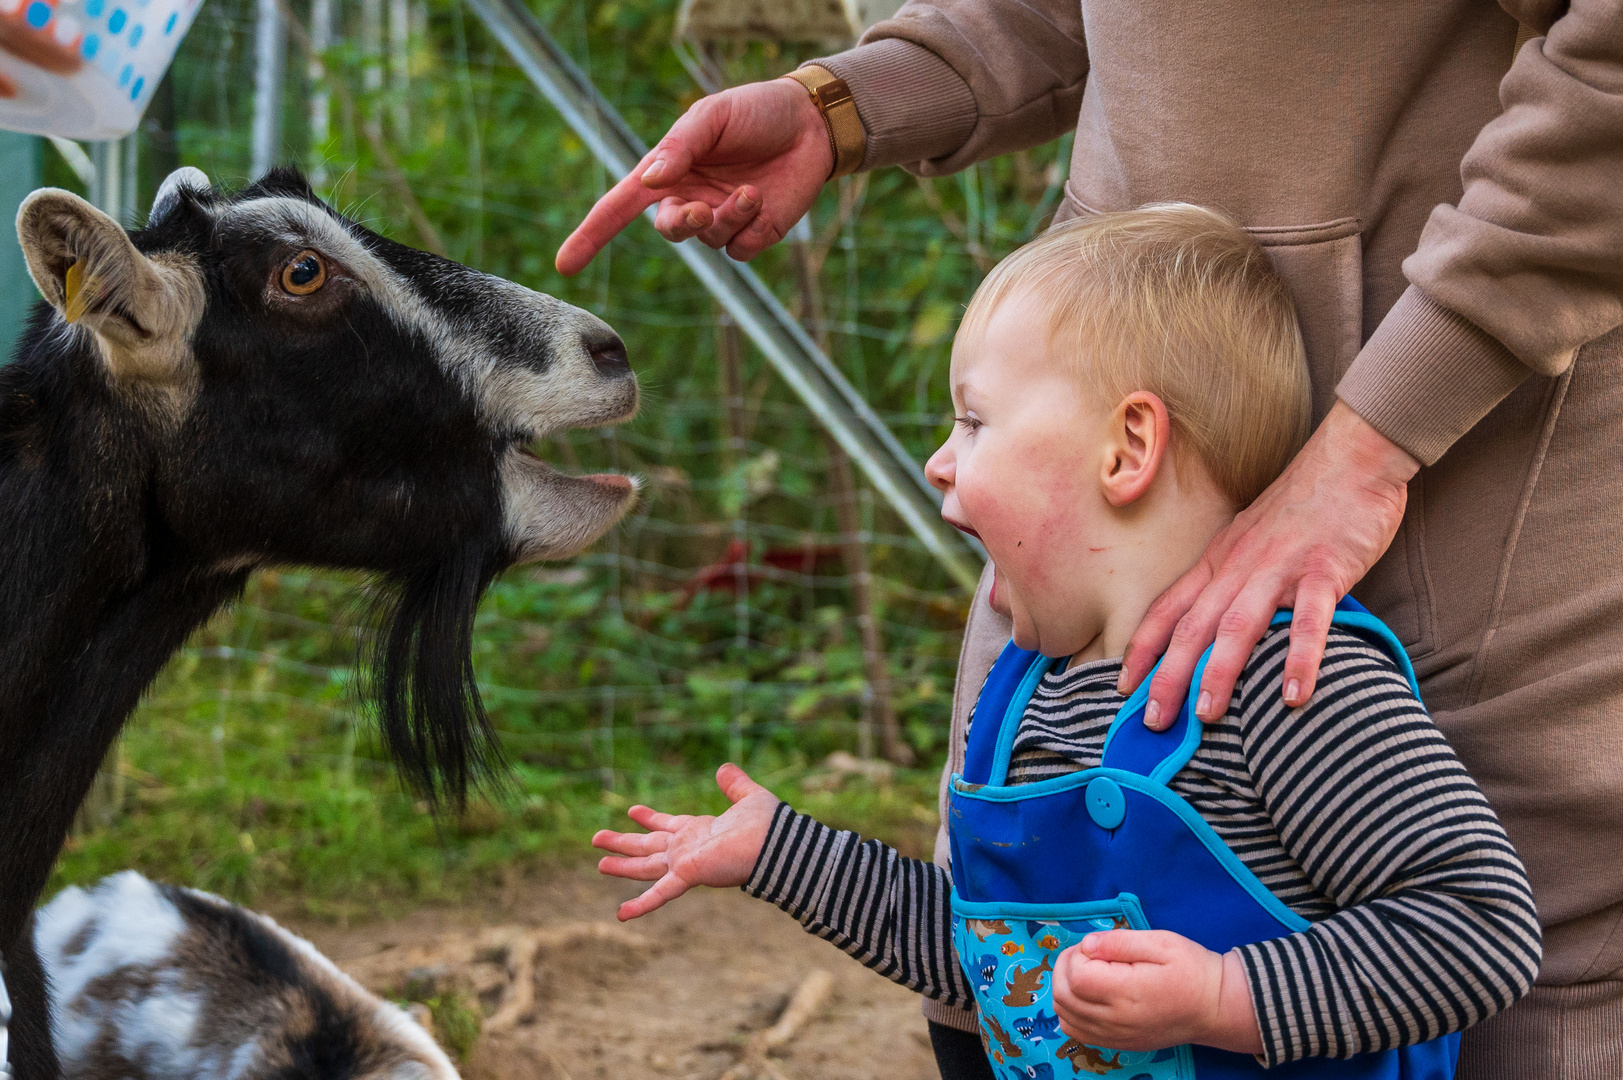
[[1085, 776, 1126, 830]]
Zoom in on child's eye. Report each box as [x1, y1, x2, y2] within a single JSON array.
[[955, 414, 982, 433]]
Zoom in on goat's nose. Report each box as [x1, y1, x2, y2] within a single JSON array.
[[585, 332, 631, 377]]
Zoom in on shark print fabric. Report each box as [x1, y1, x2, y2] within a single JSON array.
[[952, 905, 1189, 1079]]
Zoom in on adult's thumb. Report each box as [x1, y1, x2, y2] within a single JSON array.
[[717, 762, 768, 804], [646, 95, 729, 185]]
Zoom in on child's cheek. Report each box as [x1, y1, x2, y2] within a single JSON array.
[[977, 476, 1083, 578]]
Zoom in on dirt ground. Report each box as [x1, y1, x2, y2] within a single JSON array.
[[289, 868, 941, 1080]]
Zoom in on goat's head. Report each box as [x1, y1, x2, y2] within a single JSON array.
[[12, 167, 640, 800]]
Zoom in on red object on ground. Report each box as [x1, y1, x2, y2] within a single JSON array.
[[675, 540, 844, 608]]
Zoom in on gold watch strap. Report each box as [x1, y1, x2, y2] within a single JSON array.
[[784, 65, 866, 179]]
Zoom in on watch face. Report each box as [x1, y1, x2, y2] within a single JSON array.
[[818, 78, 854, 108]]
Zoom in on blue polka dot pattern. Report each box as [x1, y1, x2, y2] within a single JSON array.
[[128, 23, 141, 45], [86, 0, 104, 16], [164, 11, 175, 32], [118, 63, 132, 87], [130, 76, 144, 100], [25, 2, 50, 29], [80, 33, 99, 58], [108, 8, 126, 33]]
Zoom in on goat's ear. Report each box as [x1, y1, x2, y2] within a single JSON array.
[[150, 166, 211, 222], [16, 188, 205, 383]]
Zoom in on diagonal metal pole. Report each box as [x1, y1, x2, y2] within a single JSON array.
[[462, 0, 984, 592]]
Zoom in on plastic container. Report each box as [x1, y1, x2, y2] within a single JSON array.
[[0, 0, 201, 140]]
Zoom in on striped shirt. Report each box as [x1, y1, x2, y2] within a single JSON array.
[[743, 625, 1541, 1066]]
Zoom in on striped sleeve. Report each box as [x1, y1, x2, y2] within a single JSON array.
[[1232, 630, 1542, 1066], [741, 801, 971, 1005]]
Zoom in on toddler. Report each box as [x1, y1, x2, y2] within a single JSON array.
[[594, 205, 1539, 1079]]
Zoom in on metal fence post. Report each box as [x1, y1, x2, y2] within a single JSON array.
[[461, 0, 985, 592]]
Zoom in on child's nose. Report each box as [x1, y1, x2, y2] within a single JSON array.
[[925, 443, 955, 493]]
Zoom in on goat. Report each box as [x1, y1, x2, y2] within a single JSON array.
[[36, 872, 458, 1080], [0, 166, 640, 1080]]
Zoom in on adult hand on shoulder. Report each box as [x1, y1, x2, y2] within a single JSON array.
[[556, 78, 833, 275], [1119, 401, 1420, 727], [591, 763, 781, 921]]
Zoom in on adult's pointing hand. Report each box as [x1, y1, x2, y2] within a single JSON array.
[[1118, 402, 1421, 729], [556, 77, 835, 275]]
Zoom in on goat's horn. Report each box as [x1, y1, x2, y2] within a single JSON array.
[[151, 167, 212, 221]]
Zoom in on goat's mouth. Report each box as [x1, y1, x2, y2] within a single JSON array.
[[514, 441, 636, 492], [500, 443, 640, 564]]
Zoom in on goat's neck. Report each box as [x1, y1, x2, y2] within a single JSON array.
[[0, 354, 248, 949]]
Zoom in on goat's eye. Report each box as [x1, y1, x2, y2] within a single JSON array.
[[280, 250, 327, 296]]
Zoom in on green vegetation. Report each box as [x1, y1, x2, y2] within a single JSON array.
[[44, 0, 1070, 915], [51, 568, 951, 918]]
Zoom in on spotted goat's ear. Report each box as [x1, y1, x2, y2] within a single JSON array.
[[16, 187, 206, 383]]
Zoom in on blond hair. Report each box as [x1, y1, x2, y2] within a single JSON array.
[[959, 203, 1310, 507]]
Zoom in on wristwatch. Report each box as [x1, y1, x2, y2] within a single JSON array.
[[783, 65, 866, 179]]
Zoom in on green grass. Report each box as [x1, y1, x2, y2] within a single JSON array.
[[50, 567, 950, 921]]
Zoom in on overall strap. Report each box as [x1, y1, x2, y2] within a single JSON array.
[[961, 640, 1054, 786], [1100, 596, 1420, 782], [1292, 594, 1421, 698]]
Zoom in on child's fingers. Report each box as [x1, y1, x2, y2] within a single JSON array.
[[1079, 928, 1180, 964], [597, 852, 669, 882], [716, 762, 770, 804], [626, 804, 691, 832], [616, 872, 694, 921], [1062, 953, 1140, 1006], [1053, 949, 1120, 1019], [591, 828, 669, 856]]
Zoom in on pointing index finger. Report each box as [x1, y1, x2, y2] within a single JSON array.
[[555, 160, 663, 276]]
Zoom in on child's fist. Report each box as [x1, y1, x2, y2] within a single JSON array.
[[591, 763, 780, 921], [1052, 929, 1263, 1055]]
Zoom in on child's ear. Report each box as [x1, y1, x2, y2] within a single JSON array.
[[1099, 391, 1171, 507]]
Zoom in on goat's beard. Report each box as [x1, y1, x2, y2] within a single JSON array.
[[363, 542, 509, 807]]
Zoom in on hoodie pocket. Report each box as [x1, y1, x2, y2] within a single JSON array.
[[1246, 218, 1363, 425]]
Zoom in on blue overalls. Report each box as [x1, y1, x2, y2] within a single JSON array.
[[949, 598, 1460, 1080]]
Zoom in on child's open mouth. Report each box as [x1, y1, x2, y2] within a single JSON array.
[[944, 517, 982, 541]]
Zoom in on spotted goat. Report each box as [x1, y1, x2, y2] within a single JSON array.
[[36, 873, 458, 1080], [0, 167, 640, 1080]]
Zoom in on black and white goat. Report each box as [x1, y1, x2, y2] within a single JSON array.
[[0, 167, 639, 1080], [36, 872, 458, 1080]]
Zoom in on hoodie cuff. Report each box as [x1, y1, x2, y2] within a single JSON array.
[[809, 39, 977, 172], [1337, 286, 1532, 466]]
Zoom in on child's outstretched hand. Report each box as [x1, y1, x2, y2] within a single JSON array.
[[591, 763, 781, 921], [1052, 929, 1263, 1055]]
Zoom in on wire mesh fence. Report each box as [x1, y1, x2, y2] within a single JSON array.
[[43, 0, 1076, 902]]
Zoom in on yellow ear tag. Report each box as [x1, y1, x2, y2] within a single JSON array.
[[63, 260, 96, 324]]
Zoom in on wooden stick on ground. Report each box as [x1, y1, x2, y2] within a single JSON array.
[[718, 969, 835, 1080], [484, 922, 650, 1035]]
